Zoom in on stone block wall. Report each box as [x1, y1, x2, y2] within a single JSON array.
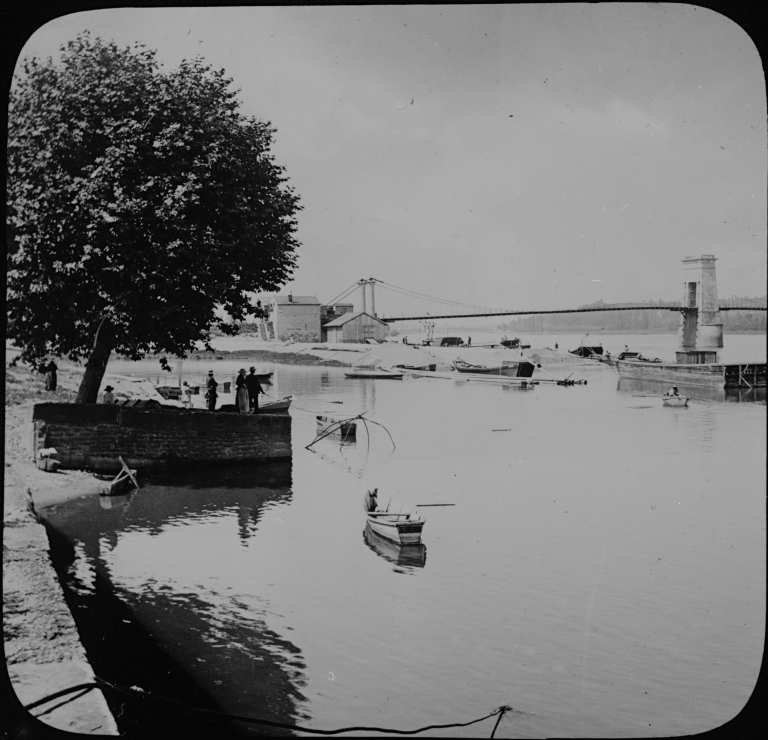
[[274, 304, 321, 341], [32, 404, 291, 473]]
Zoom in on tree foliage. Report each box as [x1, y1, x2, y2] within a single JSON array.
[[7, 33, 301, 401]]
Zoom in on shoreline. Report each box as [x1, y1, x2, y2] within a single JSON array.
[[3, 368, 119, 734]]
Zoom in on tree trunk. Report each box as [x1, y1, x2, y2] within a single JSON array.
[[75, 331, 113, 404]]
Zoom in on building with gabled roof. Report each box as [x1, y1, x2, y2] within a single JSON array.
[[323, 311, 388, 344], [269, 294, 322, 341]]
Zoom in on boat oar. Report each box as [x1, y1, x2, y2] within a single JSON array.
[[417, 503, 456, 507]]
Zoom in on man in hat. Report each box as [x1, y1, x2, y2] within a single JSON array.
[[102, 385, 115, 404], [205, 370, 218, 411], [245, 367, 265, 413], [664, 385, 680, 397]]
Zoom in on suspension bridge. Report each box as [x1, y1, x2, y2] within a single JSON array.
[[325, 277, 766, 324]]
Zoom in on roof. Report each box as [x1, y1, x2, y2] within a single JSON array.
[[273, 295, 321, 305], [323, 311, 387, 328]]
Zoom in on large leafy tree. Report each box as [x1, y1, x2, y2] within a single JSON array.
[[7, 33, 301, 402]]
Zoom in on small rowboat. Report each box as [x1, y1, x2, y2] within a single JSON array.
[[316, 415, 357, 439], [364, 491, 425, 545], [662, 395, 689, 407], [344, 369, 403, 379], [394, 364, 436, 372], [260, 395, 292, 412], [452, 359, 501, 374]]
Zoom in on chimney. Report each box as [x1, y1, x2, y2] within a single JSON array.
[[288, 293, 293, 303]]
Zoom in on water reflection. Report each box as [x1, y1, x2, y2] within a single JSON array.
[[37, 463, 305, 736], [616, 377, 766, 403], [363, 524, 427, 572]]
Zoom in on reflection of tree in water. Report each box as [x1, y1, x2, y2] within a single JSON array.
[[40, 464, 306, 737]]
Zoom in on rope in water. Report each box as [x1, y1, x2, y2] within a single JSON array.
[[24, 678, 516, 736]]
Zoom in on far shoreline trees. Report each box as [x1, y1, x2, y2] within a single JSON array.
[[7, 33, 302, 402], [496, 298, 767, 335]]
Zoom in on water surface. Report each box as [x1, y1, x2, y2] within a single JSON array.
[[38, 333, 766, 737]]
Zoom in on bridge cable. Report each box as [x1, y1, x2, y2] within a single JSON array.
[[374, 281, 508, 312], [325, 281, 363, 307], [375, 279, 509, 311], [715, 283, 767, 307]]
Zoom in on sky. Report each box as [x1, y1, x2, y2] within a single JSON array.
[[13, 4, 767, 320]]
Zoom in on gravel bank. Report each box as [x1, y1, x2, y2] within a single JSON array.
[[3, 366, 118, 735]]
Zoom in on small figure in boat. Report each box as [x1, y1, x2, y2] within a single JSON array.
[[664, 385, 680, 397], [364, 488, 378, 512], [467, 337, 471, 347], [555, 343, 558, 350], [102, 385, 115, 404]]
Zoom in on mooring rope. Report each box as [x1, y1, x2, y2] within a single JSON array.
[[23, 678, 516, 737]]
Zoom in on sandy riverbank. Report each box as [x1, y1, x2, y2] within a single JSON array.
[[3, 366, 118, 735]]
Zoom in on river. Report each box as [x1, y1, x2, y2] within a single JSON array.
[[36, 332, 766, 737]]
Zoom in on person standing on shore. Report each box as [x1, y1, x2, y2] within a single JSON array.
[[245, 367, 265, 413], [43, 359, 58, 391], [205, 370, 218, 411], [102, 385, 115, 404], [235, 369, 249, 413]]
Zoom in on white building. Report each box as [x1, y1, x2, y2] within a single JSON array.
[[269, 295, 322, 342]]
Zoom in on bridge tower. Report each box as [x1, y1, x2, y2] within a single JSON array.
[[676, 254, 723, 364]]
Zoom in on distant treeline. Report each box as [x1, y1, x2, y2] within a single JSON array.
[[497, 298, 767, 333]]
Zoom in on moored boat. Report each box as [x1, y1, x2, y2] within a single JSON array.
[[662, 394, 689, 407], [344, 368, 404, 379], [394, 363, 436, 372], [316, 415, 357, 439], [363, 490, 425, 545], [260, 395, 292, 412], [452, 358, 536, 377], [568, 345, 604, 360], [452, 359, 500, 374]]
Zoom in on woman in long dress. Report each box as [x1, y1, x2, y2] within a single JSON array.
[[235, 369, 249, 413]]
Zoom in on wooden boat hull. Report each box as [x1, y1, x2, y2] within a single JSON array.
[[260, 396, 292, 412], [616, 359, 766, 388], [662, 396, 689, 407], [394, 364, 436, 372], [316, 415, 357, 438], [363, 524, 426, 567], [453, 365, 500, 374], [364, 492, 424, 544], [366, 515, 424, 545], [344, 370, 403, 379], [109, 474, 137, 496]]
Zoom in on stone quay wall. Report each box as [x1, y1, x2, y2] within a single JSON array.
[[32, 403, 291, 473]]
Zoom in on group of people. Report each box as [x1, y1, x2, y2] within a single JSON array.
[[206, 366, 265, 413]]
